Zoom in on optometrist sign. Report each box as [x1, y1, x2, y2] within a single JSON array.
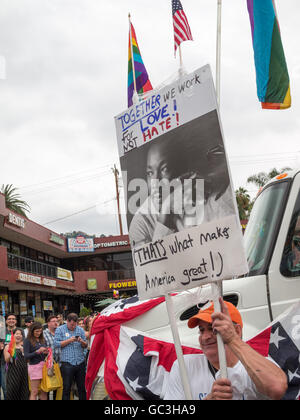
[[115, 65, 248, 300]]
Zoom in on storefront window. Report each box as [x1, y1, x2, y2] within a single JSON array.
[[61, 252, 134, 272], [112, 252, 133, 270], [0, 238, 10, 249], [0, 288, 9, 316], [11, 245, 20, 256], [19, 291, 27, 316], [37, 252, 44, 261]]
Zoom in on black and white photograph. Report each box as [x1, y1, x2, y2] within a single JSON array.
[[121, 110, 236, 248]]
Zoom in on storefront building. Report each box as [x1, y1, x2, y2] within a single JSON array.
[[0, 193, 136, 323]]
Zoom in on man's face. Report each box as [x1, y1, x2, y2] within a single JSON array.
[[67, 319, 77, 331], [146, 144, 173, 210], [6, 315, 17, 330], [48, 317, 58, 331], [25, 321, 33, 329], [198, 320, 218, 361]]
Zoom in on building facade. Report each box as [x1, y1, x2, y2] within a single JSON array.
[[0, 193, 136, 323]]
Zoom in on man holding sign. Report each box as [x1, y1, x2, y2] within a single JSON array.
[[164, 298, 287, 400]]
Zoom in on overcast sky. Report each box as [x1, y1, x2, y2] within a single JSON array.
[[0, 0, 299, 237]]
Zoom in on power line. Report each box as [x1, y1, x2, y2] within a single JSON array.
[[19, 164, 112, 192], [22, 170, 111, 197], [43, 197, 115, 225], [229, 157, 296, 166], [228, 151, 298, 166], [229, 151, 298, 159]]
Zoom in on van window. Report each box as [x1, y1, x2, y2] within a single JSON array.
[[244, 181, 289, 276], [280, 190, 300, 278]]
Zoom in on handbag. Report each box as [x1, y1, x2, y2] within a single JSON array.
[[40, 349, 63, 392]]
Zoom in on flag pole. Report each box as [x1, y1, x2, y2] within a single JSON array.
[[213, 0, 228, 379], [211, 283, 228, 379], [165, 293, 193, 400], [178, 45, 184, 76], [216, 0, 222, 107], [128, 13, 139, 104]]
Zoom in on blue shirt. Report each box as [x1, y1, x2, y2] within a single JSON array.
[[54, 324, 86, 366]]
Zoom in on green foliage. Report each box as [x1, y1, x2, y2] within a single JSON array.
[[62, 231, 96, 238], [79, 307, 92, 318], [34, 317, 45, 325], [1, 184, 31, 217], [247, 167, 292, 188], [235, 187, 253, 221]]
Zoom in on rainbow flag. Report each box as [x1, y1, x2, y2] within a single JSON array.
[[8, 332, 16, 359], [247, 0, 291, 109], [128, 22, 153, 108]]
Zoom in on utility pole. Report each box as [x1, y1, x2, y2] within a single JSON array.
[[112, 164, 123, 236]]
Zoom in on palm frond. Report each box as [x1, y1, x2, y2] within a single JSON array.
[[1, 184, 30, 217]]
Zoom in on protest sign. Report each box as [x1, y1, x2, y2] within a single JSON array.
[[115, 65, 248, 300]]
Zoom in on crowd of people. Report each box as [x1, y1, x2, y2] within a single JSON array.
[[0, 311, 96, 400]]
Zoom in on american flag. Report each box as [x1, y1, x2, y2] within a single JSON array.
[[86, 296, 300, 400], [172, 0, 193, 55]]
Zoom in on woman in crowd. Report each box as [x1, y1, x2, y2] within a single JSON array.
[[4, 328, 29, 400], [24, 322, 48, 400]]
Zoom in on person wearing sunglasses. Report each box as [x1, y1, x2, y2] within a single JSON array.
[[23, 316, 34, 338]]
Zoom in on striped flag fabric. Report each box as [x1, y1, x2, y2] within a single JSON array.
[[247, 0, 291, 109], [247, 301, 300, 400], [99, 325, 201, 400], [85, 295, 165, 399], [128, 21, 153, 108], [172, 0, 193, 56]]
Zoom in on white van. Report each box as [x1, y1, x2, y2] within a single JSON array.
[[223, 169, 300, 339]]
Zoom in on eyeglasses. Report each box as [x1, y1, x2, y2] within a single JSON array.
[[7, 318, 16, 321]]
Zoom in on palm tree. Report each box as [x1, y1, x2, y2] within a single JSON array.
[[247, 167, 292, 189], [1, 184, 31, 217], [235, 187, 252, 221]]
